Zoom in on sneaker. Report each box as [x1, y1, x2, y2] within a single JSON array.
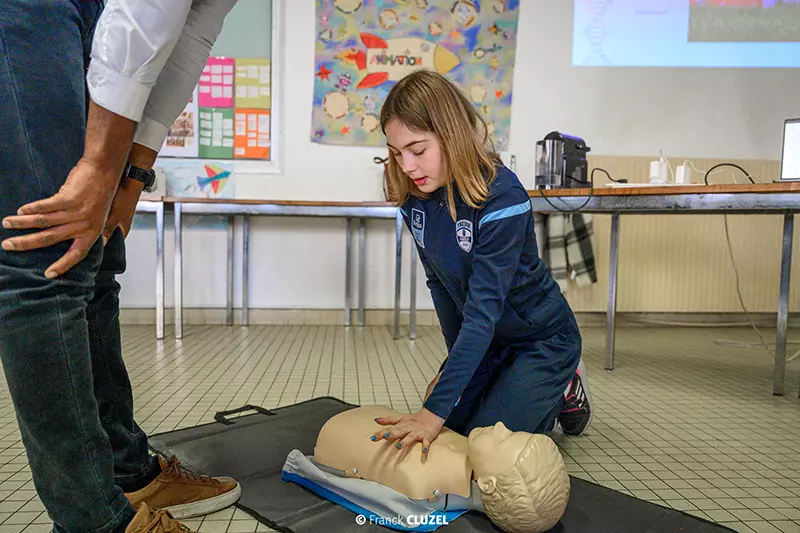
[[125, 455, 241, 520], [125, 502, 195, 532], [558, 359, 593, 436]]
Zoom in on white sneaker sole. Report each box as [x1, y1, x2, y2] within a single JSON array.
[[165, 483, 242, 519], [576, 359, 594, 435]]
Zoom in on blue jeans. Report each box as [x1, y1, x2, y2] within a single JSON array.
[[0, 1, 152, 531]]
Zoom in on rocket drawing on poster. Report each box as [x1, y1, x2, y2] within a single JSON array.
[[349, 34, 461, 89], [311, 0, 520, 150]]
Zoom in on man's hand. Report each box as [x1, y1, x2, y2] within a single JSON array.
[[103, 178, 145, 242], [1, 101, 136, 278], [2, 159, 119, 278], [103, 143, 158, 242], [372, 408, 445, 460]]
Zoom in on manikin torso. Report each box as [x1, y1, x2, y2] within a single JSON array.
[[314, 406, 473, 500], [313, 405, 534, 503]]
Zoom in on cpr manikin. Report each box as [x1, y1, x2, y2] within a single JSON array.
[[303, 405, 571, 533]]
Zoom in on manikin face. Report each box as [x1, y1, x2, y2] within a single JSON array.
[[468, 421, 532, 479], [384, 119, 445, 194]]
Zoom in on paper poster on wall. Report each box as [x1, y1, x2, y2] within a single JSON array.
[[199, 57, 235, 108], [311, 0, 519, 151], [235, 109, 271, 159], [160, 86, 200, 158], [235, 58, 272, 109], [158, 159, 236, 199], [198, 108, 235, 159]]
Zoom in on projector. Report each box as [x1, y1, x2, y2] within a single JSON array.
[[535, 132, 591, 190]]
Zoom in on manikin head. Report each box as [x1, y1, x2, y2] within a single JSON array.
[[380, 69, 500, 221], [468, 422, 570, 533]]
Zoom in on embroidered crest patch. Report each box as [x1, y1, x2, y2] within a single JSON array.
[[411, 208, 425, 248], [455, 219, 473, 252]]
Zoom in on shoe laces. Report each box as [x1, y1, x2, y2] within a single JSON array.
[[163, 455, 219, 485], [143, 508, 193, 532]]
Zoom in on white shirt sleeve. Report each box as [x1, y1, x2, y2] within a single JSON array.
[[87, 0, 238, 151], [87, 0, 193, 123], [134, 0, 238, 151]]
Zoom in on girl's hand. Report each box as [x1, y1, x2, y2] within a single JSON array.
[[372, 408, 445, 459]]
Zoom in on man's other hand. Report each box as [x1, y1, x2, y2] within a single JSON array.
[[1, 158, 119, 278], [103, 177, 145, 242]]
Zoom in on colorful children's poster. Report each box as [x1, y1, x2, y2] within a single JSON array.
[[311, 0, 520, 151], [159, 159, 235, 199], [160, 86, 199, 158], [198, 108, 235, 159], [234, 109, 271, 159], [199, 57, 235, 107], [235, 58, 272, 109]]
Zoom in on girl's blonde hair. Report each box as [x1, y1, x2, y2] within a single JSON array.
[[380, 69, 501, 220]]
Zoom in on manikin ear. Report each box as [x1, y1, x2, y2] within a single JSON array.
[[477, 476, 497, 495]]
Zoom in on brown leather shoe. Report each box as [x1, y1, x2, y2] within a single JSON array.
[[125, 455, 241, 519], [125, 502, 196, 532]]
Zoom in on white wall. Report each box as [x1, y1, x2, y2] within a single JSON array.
[[118, 0, 800, 312]]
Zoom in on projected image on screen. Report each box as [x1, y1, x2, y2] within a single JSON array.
[[781, 121, 800, 181], [573, 0, 800, 67], [689, 0, 800, 43]]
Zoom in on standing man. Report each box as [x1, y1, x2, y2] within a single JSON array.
[[0, 1, 242, 531]]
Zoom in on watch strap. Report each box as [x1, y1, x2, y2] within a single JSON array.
[[124, 163, 156, 192]]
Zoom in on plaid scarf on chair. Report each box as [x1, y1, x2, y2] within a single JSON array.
[[545, 213, 598, 292]]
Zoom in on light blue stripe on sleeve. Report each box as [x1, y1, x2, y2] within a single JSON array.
[[399, 207, 407, 216], [479, 200, 531, 228]]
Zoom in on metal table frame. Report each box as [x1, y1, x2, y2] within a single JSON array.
[[170, 201, 414, 340], [134, 200, 166, 339], [524, 190, 797, 397]]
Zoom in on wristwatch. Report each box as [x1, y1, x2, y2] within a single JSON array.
[[123, 163, 156, 192]]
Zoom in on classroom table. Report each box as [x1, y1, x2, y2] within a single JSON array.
[[163, 197, 413, 341], [524, 182, 800, 397]]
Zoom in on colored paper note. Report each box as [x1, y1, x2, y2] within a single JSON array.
[[160, 86, 199, 158], [198, 107, 235, 159], [234, 109, 271, 159], [199, 57, 235, 107], [234, 58, 271, 109]]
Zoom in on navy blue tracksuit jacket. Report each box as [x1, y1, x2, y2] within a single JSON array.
[[401, 164, 581, 434]]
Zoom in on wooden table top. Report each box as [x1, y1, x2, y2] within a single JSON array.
[[140, 183, 800, 205], [160, 196, 394, 207], [529, 182, 800, 197]]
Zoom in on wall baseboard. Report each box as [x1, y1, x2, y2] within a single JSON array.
[[120, 308, 799, 328]]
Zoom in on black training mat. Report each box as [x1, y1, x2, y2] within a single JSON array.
[[148, 397, 735, 533]]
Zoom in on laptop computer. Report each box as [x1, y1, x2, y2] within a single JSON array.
[[778, 118, 800, 182]]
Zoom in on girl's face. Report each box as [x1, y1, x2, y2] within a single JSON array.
[[385, 119, 445, 194]]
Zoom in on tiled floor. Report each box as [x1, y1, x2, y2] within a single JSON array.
[[0, 323, 799, 532]]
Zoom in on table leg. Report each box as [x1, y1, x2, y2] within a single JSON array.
[[226, 215, 234, 326], [393, 210, 403, 340], [242, 215, 250, 327], [155, 201, 165, 340], [344, 218, 352, 327], [358, 218, 366, 327], [605, 213, 621, 370], [410, 240, 417, 340], [775, 213, 794, 396], [174, 202, 183, 339]]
